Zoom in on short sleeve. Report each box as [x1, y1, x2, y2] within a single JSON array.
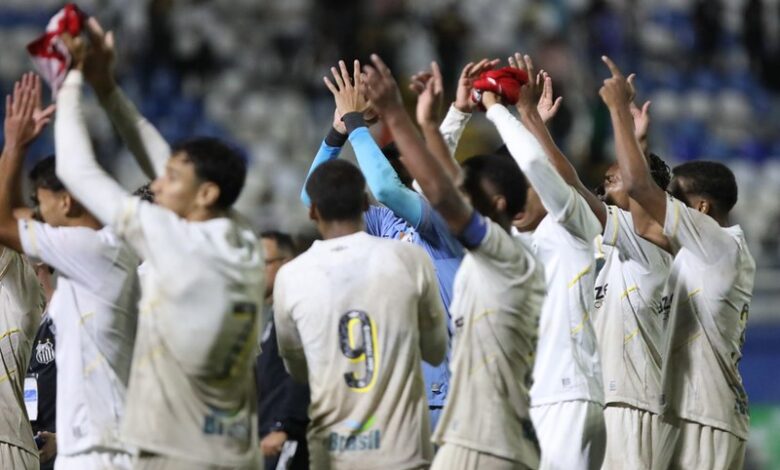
[[555, 188, 602, 244], [662, 194, 737, 264], [18, 219, 109, 288], [364, 205, 401, 239]]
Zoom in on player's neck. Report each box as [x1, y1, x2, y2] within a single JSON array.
[[184, 206, 229, 222], [317, 219, 364, 240], [65, 215, 102, 230]]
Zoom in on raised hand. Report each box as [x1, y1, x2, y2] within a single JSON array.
[[362, 54, 404, 116], [507, 53, 540, 115], [626, 74, 651, 142], [454, 58, 500, 113], [3, 73, 55, 150], [82, 17, 118, 97], [599, 56, 633, 110], [536, 71, 563, 124], [324, 59, 371, 119], [409, 61, 444, 127]]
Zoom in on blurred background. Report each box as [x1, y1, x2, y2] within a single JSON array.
[[0, 0, 778, 467]]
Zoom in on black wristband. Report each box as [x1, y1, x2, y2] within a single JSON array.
[[325, 127, 347, 147], [342, 112, 367, 134]]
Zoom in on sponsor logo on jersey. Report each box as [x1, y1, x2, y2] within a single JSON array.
[[35, 339, 55, 364], [328, 416, 381, 452], [594, 284, 608, 309], [203, 408, 251, 442]]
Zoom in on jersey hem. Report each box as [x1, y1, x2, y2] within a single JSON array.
[[603, 396, 662, 415], [670, 412, 749, 440], [433, 436, 539, 469], [121, 437, 255, 467], [530, 392, 605, 407]]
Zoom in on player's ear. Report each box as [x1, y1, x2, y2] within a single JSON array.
[[197, 181, 221, 210], [308, 204, 320, 222], [696, 199, 710, 215], [61, 191, 74, 217], [493, 194, 507, 215]]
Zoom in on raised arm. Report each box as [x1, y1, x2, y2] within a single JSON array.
[[55, 39, 129, 226], [324, 60, 423, 226], [363, 54, 473, 234], [600, 57, 667, 232], [300, 111, 348, 207], [0, 74, 55, 252], [509, 53, 607, 226], [82, 18, 169, 179]]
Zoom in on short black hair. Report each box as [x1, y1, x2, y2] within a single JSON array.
[[172, 137, 247, 210], [305, 160, 367, 222], [29, 156, 65, 192], [260, 230, 296, 257], [648, 152, 671, 190], [672, 160, 738, 213], [462, 153, 528, 218], [133, 183, 155, 203]]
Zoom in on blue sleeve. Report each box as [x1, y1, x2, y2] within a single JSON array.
[[300, 140, 343, 207], [349, 127, 424, 227]]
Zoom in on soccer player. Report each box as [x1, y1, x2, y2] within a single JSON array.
[[0, 75, 47, 470], [600, 56, 756, 469], [275, 159, 447, 469], [0, 72, 140, 470], [440, 54, 606, 469], [256, 231, 310, 470], [302, 59, 463, 430], [363, 54, 545, 470], [57, 20, 264, 469], [508, 60, 674, 468]]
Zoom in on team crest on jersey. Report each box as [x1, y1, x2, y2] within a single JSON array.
[[35, 339, 55, 364]]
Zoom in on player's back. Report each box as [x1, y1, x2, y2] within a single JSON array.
[[116, 201, 264, 467], [275, 232, 444, 470]]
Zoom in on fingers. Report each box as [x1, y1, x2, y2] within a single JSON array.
[[330, 65, 345, 90], [431, 61, 443, 95], [512, 52, 527, 74], [523, 54, 535, 82], [601, 55, 622, 77], [85, 16, 105, 45], [323, 76, 339, 95], [338, 60, 352, 89], [641, 100, 651, 115], [370, 54, 391, 78], [460, 62, 474, 80], [352, 59, 361, 89], [550, 96, 563, 114]]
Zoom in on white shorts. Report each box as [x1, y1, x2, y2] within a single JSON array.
[[0, 442, 38, 469], [530, 400, 605, 470], [602, 404, 676, 470], [431, 443, 531, 470], [54, 450, 132, 470], [668, 418, 746, 470]]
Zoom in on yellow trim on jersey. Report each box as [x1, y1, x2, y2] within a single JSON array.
[[688, 288, 701, 299], [472, 309, 496, 325], [610, 207, 620, 245], [673, 332, 702, 352], [83, 354, 104, 376], [620, 286, 638, 299], [568, 265, 592, 289], [26, 220, 40, 258], [0, 328, 21, 341], [79, 311, 95, 324], [0, 368, 17, 384], [570, 312, 590, 335], [347, 317, 364, 364], [352, 316, 380, 393], [624, 328, 639, 344]]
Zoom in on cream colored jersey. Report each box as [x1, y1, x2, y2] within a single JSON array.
[[661, 194, 755, 439], [592, 205, 672, 412], [274, 231, 446, 470], [114, 197, 264, 467], [432, 219, 545, 469], [0, 249, 44, 455], [18, 221, 140, 456]]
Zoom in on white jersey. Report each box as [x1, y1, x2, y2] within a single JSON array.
[[18, 220, 139, 456], [433, 218, 545, 469], [0, 249, 45, 455], [660, 194, 755, 439], [114, 197, 264, 467], [274, 231, 446, 470], [484, 104, 603, 407], [521, 192, 604, 406], [592, 205, 672, 412]]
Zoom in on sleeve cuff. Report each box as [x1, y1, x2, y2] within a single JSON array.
[[342, 112, 367, 134], [62, 70, 84, 87], [457, 211, 488, 249], [324, 127, 348, 147]]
